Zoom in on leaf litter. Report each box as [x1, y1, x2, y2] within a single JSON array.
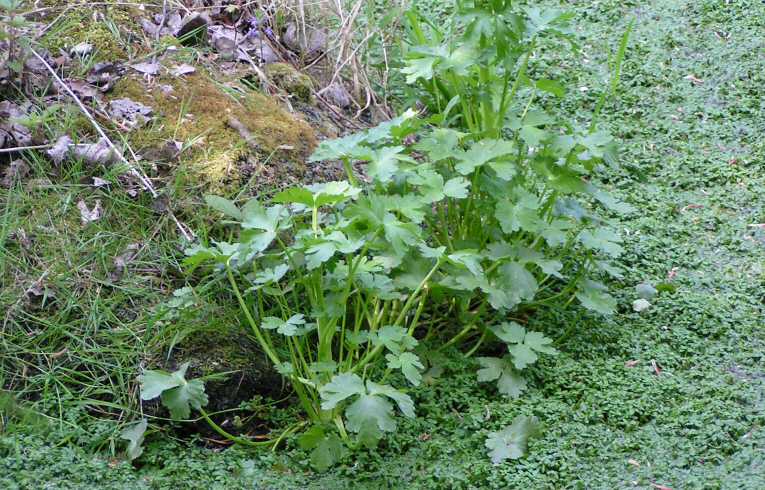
[[77, 199, 103, 225]]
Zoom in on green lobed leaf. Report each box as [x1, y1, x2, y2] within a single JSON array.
[[535, 79, 566, 97], [485, 415, 541, 464], [576, 279, 617, 315], [455, 139, 516, 175], [319, 373, 366, 410], [120, 419, 147, 461], [160, 377, 208, 420], [476, 356, 528, 399], [579, 228, 623, 257], [490, 323, 557, 370], [443, 176, 470, 198], [204, 195, 242, 220], [366, 146, 413, 183], [386, 352, 425, 386], [371, 325, 418, 355], [414, 128, 465, 162]]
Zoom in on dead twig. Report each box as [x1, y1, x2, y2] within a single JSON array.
[[227, 117, 258, 150], [0, 144, 53, 153]]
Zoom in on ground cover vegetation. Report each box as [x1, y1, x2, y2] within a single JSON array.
[[1, 0, 764, 488]]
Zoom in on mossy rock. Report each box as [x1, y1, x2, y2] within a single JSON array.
[[110, 69, 316, 192], [265, 63, 315, 103], [39, 5, 143, 62]]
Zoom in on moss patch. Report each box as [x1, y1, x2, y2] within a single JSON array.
[[111, 70, 316, 191], [39, 5, 142, 62], [265, 62, 315, 103]]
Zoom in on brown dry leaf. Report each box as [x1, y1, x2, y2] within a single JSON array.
[[47, 135, 73, 164], [165, 12, 183, 33], [66, 79, 101, 100], [108, 98, 153, 129], [70, 42, 93, 57], [71, 138, 121, 166], [0, 101, 33, 146], [86, 62, 125, 91], [2, 159, 30, 187], [227, 116, 258, 149], [9, 228, 32, 249], [650, 484, 673, 490], [50, 347, 69, 360], [170, 64, 196, 77], [140, 18, 172, 38], [680, 204, 704, 212], [77, 199, 103, 224], [111, 242, 141, 282], [131, 61, 161, 76], [92, 176, 109, 188], [624, 360, 640, 368], [651, 359, 662, 376], [25, 273, 55, 304]]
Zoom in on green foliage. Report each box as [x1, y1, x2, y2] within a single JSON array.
[[4, 0, 765, 486], [477, 322, 556, 398], [485, 415, 541, 464], [120, 419, 147, 462], [138, 363, 209, 420], [0, 0, 31, 77], [178, 0, 632, 470]]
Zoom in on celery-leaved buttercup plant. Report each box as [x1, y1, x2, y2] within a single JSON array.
[[143, 0, 632, 470]]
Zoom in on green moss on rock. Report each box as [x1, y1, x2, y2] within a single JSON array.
[[110, 70, 317, 191], [39, 5, 142, 62], [265, 62, 315, 103]]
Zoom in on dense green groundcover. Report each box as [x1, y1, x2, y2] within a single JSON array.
[[2, 0, 764, 488]]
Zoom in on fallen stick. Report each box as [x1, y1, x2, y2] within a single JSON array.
[[0, 144, 53, 153]]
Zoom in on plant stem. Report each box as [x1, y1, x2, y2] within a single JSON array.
[[226, 264, 282, 367], [199, 408, 272, 447]]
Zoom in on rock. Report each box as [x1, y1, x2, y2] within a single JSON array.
[[282, 23, 326, 56], [265, 62, 314, 102], [250, 40, 278, 64], [632, 298, 651, 313], [176, 13, 209, 45], [213, 36, 237, 61], [324, 82, 352, 108], [635, 282, 658, 300]]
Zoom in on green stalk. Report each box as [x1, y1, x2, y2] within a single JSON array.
[[351, 259, 442, 374], [199, 408, 272, 447], [341, 157, 358, 186], [226, 264, 281, 367], [590, 20, 633, 131]]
